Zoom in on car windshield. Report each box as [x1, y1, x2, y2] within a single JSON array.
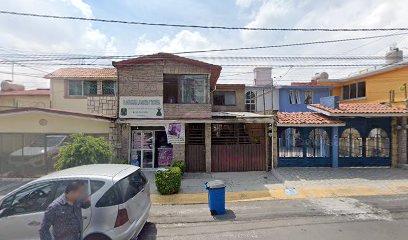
[[30, 136, 65, 147]]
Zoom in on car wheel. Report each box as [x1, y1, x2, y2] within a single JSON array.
[[84, 233, 111, 240]]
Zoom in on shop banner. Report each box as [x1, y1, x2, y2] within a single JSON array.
[[119, 96, 163, 118], [165, 123, 185, 144]]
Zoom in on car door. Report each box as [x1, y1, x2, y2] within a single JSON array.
[[0, 181, 57, 240], [54, 179, 92, 230], [117, 169, 149, 223]]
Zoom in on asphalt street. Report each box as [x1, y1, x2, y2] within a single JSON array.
[[137, 194, 408, 240]]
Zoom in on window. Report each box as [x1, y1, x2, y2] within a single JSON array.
[[339, 128, 362, 157], [342, 81, 366, 100], [342, 85, 350, 100], [68, 80, 83, 96], [1, 182, 56, 216], [163, 74, 209, 104], [366, 128, 389, 158], [289, 90, 301, 104], [245, 91, 256, 112], [102, 80, 115, 95], [96, 170, 146, 208], [68, 80, 97, 96], [53, 180, 90, 201], [357, 82, 366, 98], [279, 128, 303, 157], [307, 129, 330, 157], [213, 91, 236, 105], [304, 90, 313, 104], [83, 81, 97, 95]]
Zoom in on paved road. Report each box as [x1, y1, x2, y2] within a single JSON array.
[[137, 194, 408, 240]]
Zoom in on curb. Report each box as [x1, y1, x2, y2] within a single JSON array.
[[151, 184, 408, 205]]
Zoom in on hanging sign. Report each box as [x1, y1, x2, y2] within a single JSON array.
[[165, 123, 185, 144], [119, 96, 163, 118]]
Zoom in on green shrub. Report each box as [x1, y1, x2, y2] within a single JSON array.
[[170, 160, 186, 175], [111, 158, 129, 164], [155, 167, 182, 195], [55, 134, 113, 170]]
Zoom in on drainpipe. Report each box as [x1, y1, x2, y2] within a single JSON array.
[[270, 81, 274, 171]]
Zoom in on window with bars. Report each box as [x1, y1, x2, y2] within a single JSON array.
[[279, 128, 303, 157], [366, 128, 389, 158], [102, 80, 115, 95], [339, 128, 363, 157], [68, 80, 97, 96], [211, 123, 265, 145], [306, 129, 330, 157]]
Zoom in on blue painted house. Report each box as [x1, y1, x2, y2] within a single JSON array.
[[276, 85, 332, 112], [275, 96, 408, 168]]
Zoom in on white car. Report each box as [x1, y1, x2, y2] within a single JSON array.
[[0, 164, 151, 240], [8, 135, 67, 168]]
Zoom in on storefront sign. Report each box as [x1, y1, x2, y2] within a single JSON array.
[[119, 96, 163, 118], [165, 123, 185, 144]]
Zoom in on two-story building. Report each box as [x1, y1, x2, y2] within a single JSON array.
[[316, 47, 408, 168], [112, 53, 271, 173], [245, 68, 332, 113]]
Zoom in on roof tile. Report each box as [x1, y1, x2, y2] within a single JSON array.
[[276, 112, 344, 126], [309, 103, 408, 115], [45, 68, 117, 79]]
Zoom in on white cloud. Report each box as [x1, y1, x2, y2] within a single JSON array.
[[0, 0, 117, 88], [235, 0, 261, 9], [135, 30, 216, 54]]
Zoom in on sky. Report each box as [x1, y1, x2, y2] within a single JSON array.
[[1, 0, 408, 89]]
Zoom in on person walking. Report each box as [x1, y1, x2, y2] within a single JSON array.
[[39, 181, 90, 240]]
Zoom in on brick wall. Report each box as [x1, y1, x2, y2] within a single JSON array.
[[163, 104, 212, 119], [87, 96, 117, 115], [212, 85, 246, 112], [117, 60, 213, 119], [118, 64, 164, 97]]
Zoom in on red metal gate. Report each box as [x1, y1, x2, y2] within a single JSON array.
[[211, 123, 266, 172]]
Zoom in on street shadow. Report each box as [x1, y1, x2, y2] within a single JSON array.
[[136, 222, 157, 240], [277, 168, 408, 182], [212, 209, 236, 221]]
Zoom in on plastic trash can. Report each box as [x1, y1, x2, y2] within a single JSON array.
[[205, 180, 226, 215]]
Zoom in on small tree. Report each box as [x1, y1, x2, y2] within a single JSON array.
[[55, 134, 113, 170]]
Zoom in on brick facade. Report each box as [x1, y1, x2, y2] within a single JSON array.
[[115, 59, 215, 163], [212, 84, 246, 112]]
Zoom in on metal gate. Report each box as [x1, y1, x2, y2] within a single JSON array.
[[211, 123, 266, 172], [185, 123, 206, 172]]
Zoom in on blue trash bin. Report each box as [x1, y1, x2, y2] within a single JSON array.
[[205, 180, 226, 215]]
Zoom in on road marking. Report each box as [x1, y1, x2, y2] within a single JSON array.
[[308, 197, 393, 221]]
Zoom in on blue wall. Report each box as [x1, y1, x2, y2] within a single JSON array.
[[278, 86, 332, 112]]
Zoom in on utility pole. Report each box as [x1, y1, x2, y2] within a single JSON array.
[[270, 76, 274, 171]]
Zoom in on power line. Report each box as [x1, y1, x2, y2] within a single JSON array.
[[2, 10, 408, 32], [173, 32, 408, 54]]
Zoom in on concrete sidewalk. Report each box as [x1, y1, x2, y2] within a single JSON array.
[[147, 168, 408, 205]]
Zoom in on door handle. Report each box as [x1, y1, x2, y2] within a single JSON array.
[[28, 221, 41, 226], [82, 216, 88, 220]]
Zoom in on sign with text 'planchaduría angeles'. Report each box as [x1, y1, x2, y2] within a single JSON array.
[[119, 96, 164, 118]]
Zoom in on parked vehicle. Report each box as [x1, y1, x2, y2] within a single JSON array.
[[0, 164, 151, 240], [8, 135, 67, 168]]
